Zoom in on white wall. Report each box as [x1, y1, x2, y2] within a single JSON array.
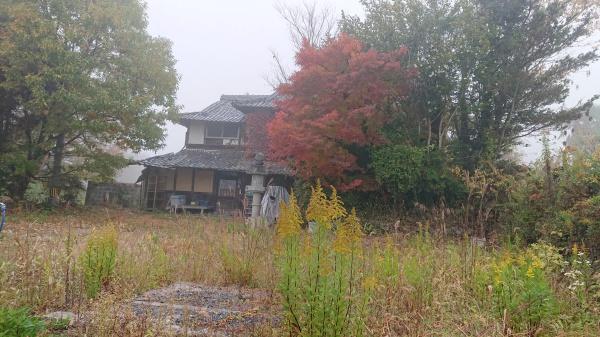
[[188, 122, 205, 145]]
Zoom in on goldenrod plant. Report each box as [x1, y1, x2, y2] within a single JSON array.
[[491, 249, 558, 335], [276, 182, 368, 337]]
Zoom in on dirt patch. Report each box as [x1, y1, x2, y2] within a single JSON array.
[[131, 283, 279, 336]]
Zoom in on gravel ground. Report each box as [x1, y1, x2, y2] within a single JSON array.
[[131, 283, 279, 336]]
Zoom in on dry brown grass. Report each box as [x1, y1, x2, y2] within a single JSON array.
[[0, 208, 276, 336], [0, 208, 598, 336]]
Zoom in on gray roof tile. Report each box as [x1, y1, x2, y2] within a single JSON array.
[[180, 94, 278, 123], [179, 101, 245, 123], [139, 148, 289, 175]]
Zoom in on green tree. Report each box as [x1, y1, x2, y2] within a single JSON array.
[[342, 0, 599, 169], [0, 0, 179, 200], [372, 144, 465, 206]]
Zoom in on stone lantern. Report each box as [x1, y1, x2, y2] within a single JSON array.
[[246, 153, 267, 226]]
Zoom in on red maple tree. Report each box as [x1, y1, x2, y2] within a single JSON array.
[[267, 34, 415, 190]]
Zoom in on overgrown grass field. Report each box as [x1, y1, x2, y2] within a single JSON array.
[[0, 202, 598, 336]]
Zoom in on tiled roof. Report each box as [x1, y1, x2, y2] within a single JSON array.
[[220, 94, 273, 103], [180, 94, 277, 123], [139, 148, 289, 175], [222, 93, 278, 109], [179, 101, 245, 123]]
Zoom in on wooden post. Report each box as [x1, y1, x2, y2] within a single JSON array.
[[152, 175, 158, 210], [173, 168, 178, 192], [191, 168, 196, 192], [142, 171, 148, 209]]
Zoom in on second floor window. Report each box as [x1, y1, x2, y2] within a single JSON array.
[[205, 123, 240, 145]]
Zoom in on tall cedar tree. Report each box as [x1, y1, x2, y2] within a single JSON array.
[[342, 0, 599, 169], [268, 34, 416, 190], [0, 0, 179, 199]]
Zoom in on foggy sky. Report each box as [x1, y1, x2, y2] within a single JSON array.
[[116, 0, 599, 182]]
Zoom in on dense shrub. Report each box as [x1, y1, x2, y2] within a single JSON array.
[[505, 149, 600, 259], [372, 145, 466, 207]]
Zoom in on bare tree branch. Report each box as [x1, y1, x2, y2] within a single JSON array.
[[275, 0, 338, 50], [266, 1, 339, 88], [265, 48, 291, 89]]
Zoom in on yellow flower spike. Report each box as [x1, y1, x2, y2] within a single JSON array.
[[333, 208, 363, 254], [363, 275, 378, 291], [328, 187, 347, 222], [526, 265, 535, 278], [301, 234, 312, 259], [494, 274, 502, 286], [531, 256, 544, 270], [572, 243, 578, 255], [306, 179, 332, 228], [276, 190, 302, 241]]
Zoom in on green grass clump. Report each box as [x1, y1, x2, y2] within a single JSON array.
[[78, 225, 118, 299]]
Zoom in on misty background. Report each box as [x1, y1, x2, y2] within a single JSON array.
[[116, 0, 600, 183]]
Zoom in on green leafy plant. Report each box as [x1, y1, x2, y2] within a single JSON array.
[[78, 226, 118, 299], [0, 307, 45, 337], [373, 145, 465, 207]]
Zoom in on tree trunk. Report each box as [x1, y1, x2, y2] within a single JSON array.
[[49, 133, 65, 206]]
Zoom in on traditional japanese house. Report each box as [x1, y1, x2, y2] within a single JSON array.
[[138, 94, 290, 213]]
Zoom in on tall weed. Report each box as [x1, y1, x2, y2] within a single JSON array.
[[276, 183, 369, 337], [402, 227, 435, 308], [78, 225, 118, 299]]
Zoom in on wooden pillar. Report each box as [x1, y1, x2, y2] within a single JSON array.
[[191, 168, 196, 192], [142, 171, 148, 209], [152, 174, 158, 210], [173, 168, 178, 192]]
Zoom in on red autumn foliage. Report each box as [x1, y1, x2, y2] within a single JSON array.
[[267, 34, 415, 190]]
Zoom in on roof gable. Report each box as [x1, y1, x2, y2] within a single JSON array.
[[180, 94, 277, 124], [180, 101, 245, 123]]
